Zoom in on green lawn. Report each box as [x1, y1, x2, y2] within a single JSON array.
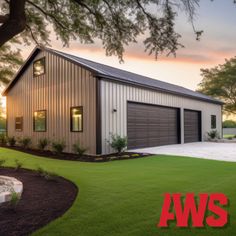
[[223, 134, 236, 138], [1, 147, 236, 236]]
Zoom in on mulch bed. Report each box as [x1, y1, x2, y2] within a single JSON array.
[[1, 146, 151, 162], [0, 167, 78, 236]]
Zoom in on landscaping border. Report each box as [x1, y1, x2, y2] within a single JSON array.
[[0, 167, 78, 236], [0, 145, 152, 162]]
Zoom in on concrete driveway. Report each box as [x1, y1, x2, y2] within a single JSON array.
[[132, 142, 236, 162]]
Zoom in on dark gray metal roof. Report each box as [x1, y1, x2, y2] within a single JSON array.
[[3, 47, 223, 105], [51, 49, 223, 105]]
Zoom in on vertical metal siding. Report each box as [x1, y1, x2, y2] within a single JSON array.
[[100, 80, 222, 154], [7, 51, 97, 154]]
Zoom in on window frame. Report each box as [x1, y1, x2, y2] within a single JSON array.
[[211, 115, 217, 129], [70, 106, 83, 132], [15, 116, 23, 132], [33, 57, 46, 77], [33, 110, 47, 132]]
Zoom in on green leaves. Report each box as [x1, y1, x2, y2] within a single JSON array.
[[198, 57, 236, 115], [0, 43, 23, 84], [1, 0, 201, 62]]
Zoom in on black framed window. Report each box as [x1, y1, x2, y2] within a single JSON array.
[[15, 117, 23, 131], [211, 115, 216, 129], [33, 57, 45, 77], [71, 107, 83, 132], [34, 110, 46, 132]]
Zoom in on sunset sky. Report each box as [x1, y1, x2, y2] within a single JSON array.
[[20, 1, 236, 91]]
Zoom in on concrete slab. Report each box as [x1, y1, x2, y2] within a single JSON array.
[[131, 142, 236, 162]]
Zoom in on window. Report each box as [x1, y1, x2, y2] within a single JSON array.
[[33, 57, 45, 77], [15, 117, 23, 131], [71, 107, 83, 132], [211, 115, 216, 129], [34, 110, 46, 132]]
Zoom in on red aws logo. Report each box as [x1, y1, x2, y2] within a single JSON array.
[[158, 193, 228, 228]]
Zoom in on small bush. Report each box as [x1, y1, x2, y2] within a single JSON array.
[[108, 134, 127, 154], [228, 136, 233, 140], [36, 166, 58, 181], [9, 191, 20, 210], [0, 133, 7, 145], [0, 159, 6, 167], [234, 135, 236, 138], [19, 137, 32, 149], [207, 130, 219, 139], [52, 140, 66, 154], [14, 159, 23, 171], [73, 141, 87, 157], [7, 136, 16, 147], [37, 138, 50, 151]]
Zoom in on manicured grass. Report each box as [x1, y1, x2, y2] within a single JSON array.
[[1, 148, 236, 236], [224, 134, 236, 138]]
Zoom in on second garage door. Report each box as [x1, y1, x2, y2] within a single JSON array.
[[184, 109, 202, 143], [127, 102, 180, 149]]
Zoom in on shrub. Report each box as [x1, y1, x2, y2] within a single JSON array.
[[108, 134, 127, 154], [207, 130, 219, 139], [36, 166, 58, 181], [0, 159, 5, 167], [72, 141, 87, 157], [0, 133, 7, 145], [52, 140, 66, 154], [37, 138, 50, 151], [19, 137, 32, 149], [7, 136, 16, 147], [14, 159, 23, 171], [9, 191, 20, 210], [228, 136, 233, 140]]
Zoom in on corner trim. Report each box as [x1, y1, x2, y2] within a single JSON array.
[[96, 78, 102, 155]]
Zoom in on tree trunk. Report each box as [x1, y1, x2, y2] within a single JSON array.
[[0, 0, 26, 47]]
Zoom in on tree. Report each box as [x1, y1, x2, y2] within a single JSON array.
[[198, 57, 236, 115], [0, 0, 204, 62], [0, 42, 23, 84], [223, 120, 236, 128]]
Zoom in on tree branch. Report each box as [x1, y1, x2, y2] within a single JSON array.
[[72, 0, 96, 15], [26, 24, 39, 45], [0, 0, 26, 47], [135, 0, 154, 21], [27, 0, 67, 30]]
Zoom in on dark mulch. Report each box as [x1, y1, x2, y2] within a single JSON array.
[[0, 167, 78, 236], [1, 146, 151, 162]]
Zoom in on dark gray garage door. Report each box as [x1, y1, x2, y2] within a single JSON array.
[[127, 102, 180, 149], [184, 109, 202, 143]]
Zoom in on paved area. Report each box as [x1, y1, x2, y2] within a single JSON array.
[[132, 142, 236, 162]]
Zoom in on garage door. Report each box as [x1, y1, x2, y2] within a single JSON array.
[[127, 102, 180, 149], [184, 109, 202, 143]]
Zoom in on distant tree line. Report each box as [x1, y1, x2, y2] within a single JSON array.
[[223, 120, 236, 128]]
